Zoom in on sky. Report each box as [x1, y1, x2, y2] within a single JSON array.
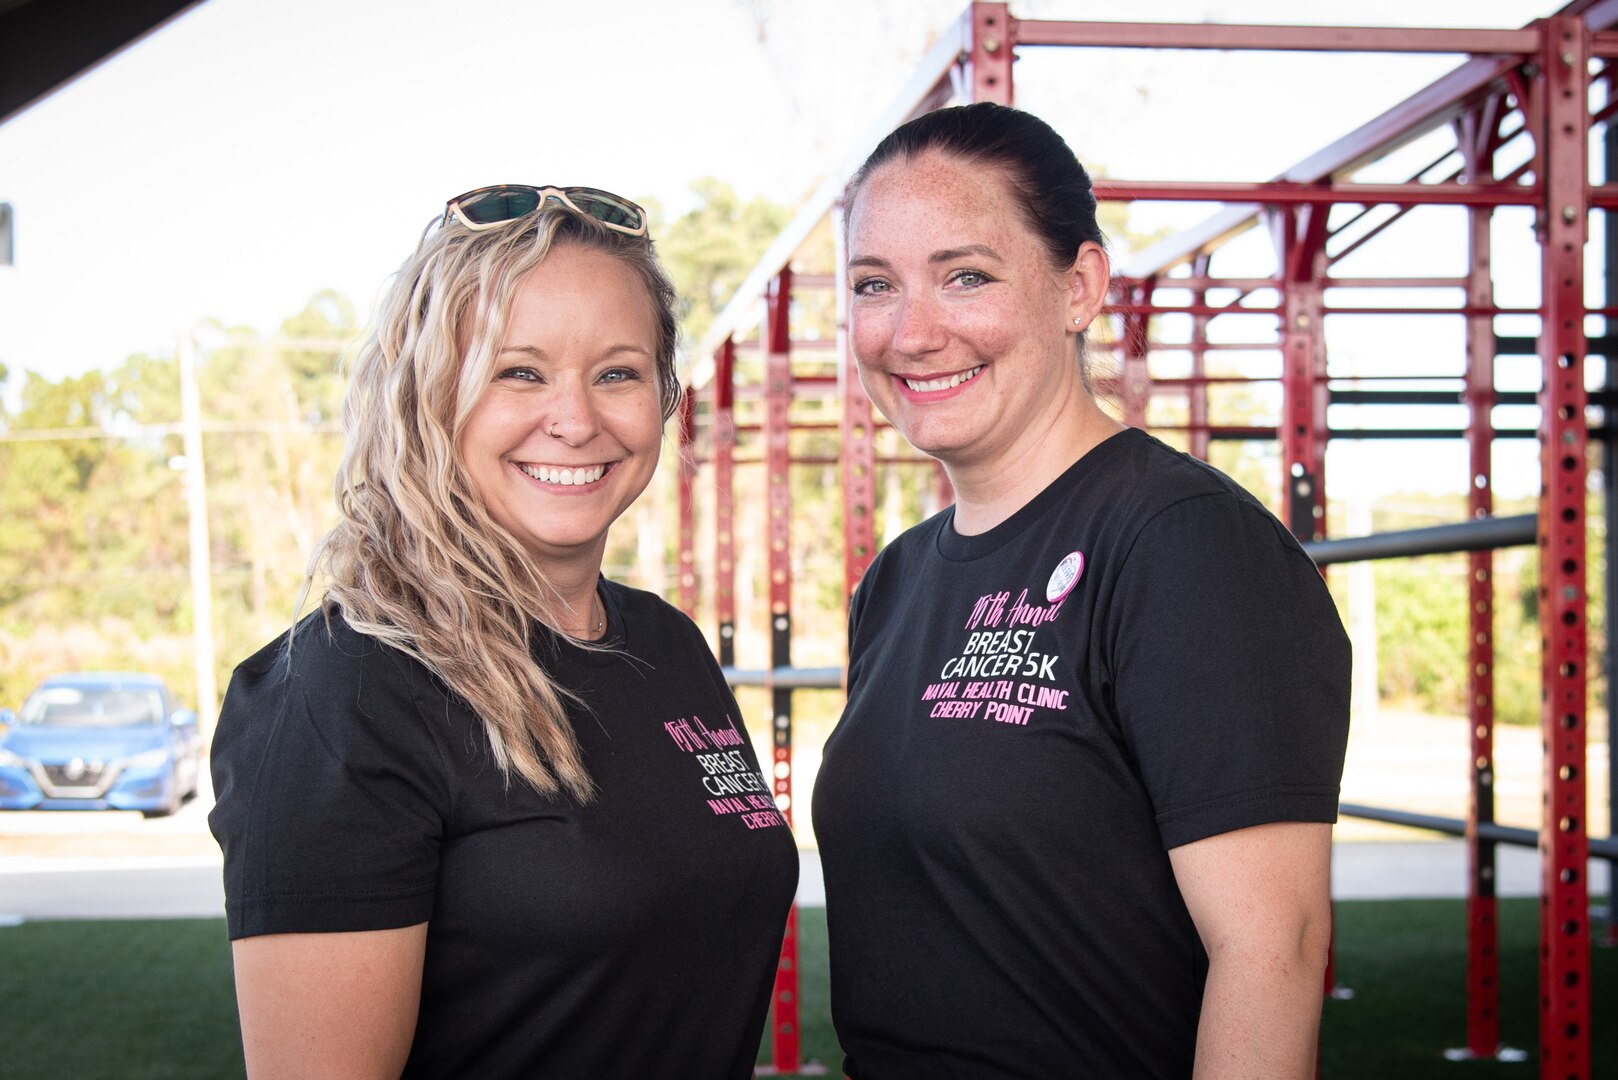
[[0, 0, 1573, 497]]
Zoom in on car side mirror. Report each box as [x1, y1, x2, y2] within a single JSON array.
[[171, 709, 197, 729]]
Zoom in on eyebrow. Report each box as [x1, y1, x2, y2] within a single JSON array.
[[846, 244, 1005, 272], [929, 244, 1003, 264], [496, 344, 654, 361]]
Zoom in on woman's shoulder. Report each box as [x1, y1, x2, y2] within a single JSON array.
[[235, 607, 420, 683], [1099, 429, 1241, 499], [1093, 433, 1318, 578], [223, 606, 438, 736], [1085, 429, 1278, 527]]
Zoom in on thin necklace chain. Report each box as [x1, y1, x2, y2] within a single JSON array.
[[561, 592, 605, 638]]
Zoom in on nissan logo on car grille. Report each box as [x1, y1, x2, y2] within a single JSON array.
[[45, 760, 105, 786]]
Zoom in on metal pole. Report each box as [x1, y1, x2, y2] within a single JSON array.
[[1120, 279, 1152, 430], [676, 387, 698, 620], [836, 197, 877, 611], [1456, 96, 1505, 1061], [714, 338, 737, 669], [1603, 66, 1618, 945], [178, 331, 217, 740], [1274, 204, 1328, 541], [968, 2, 1013, 105], [1189, 255, 1211, 461], [1302, 514, 1536, 566], [1536, 17, 1592, 1078], [763, 269, 800, 1075]]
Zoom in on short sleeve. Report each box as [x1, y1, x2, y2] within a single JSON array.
[[1105, 493, 1351, 849], [208, 619, 454, 939]]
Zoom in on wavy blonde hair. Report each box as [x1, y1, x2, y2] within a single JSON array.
[[301, 203, 680, 802]]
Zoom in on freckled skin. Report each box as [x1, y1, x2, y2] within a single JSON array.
[[457, 244, 664, 581], [845, 151, 1117, 534]]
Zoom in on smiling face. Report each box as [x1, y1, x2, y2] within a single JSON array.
[[457, 242, 664, 572], [846, 150, 1104, 473]]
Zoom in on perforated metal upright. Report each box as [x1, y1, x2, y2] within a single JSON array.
[[837, 201, 878, 602], [1535, 16, 1591, 1078], [763, 269, 802, 1073], [1456, 93, 1505, 1062], [968, 2, 1013, 105], [1118, 278, 1154, 430], [1188, 254, 1213, 461], [1273, 204, 1330, 542], [676, 387, 699, 620], [713, 338, 738, 669]]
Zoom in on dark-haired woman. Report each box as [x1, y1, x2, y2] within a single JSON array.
[[811, 104, 1351, 1079], [209, 188, 797, 1078]]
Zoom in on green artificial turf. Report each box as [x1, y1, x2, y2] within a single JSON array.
[[0, 918, 244, 1080], [0, 900, 1611, 1079], [1322, 897, 1616, 1078]]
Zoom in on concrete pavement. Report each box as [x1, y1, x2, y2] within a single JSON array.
[[1, 840, 1611, 921], [1, 705, 1612, 920]]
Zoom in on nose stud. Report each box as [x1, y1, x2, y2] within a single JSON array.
[[549, 422, 560, 438]]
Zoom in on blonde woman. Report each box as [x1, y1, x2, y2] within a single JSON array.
[[209, 186, 797, 1079]]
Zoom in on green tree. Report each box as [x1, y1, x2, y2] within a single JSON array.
[[644, 178, 793, 347]]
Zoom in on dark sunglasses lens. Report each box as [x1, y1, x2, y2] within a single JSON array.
[[458, 188, 541, 225], [567, 190, 642, 230]]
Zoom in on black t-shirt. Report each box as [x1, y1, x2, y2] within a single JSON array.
[[811, 428, 1350, 1080], [209, 579, 798, 1080]]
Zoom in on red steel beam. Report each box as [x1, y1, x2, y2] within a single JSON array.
[[1108, 302, 1282, 316], [924, 1, 1010, 515], [1275, 204, 1329, 541], [1536, 16, 1592, 1080], [713, 337, 737, 669], [1189, 254, 1212, 461], [1126, 276, 1469, 289], [835, 200, 878, 608], [1119, 22, 1554, 279], [1095, 179, 1538, 207], [1115, 278, 1153, 428], [1457, 100, 1504, 1063], [970, 3, 1014, 105], [762, 269, 800, 1075], [676, 387, 698, 620], [1013, 19, 1539, 55]]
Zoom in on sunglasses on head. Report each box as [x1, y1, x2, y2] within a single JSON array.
[[441, 184, 649, 237]]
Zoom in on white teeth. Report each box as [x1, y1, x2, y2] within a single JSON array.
[[519, 463, 608, 486], [904, 366, 983, 393]]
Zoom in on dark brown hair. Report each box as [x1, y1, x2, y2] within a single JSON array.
[[848, 101, 1106, 270]]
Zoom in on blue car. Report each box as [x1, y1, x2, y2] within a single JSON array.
[[0, 672, 202, 817]]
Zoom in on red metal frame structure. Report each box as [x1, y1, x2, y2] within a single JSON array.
[[684, 4, 1618, 1074]]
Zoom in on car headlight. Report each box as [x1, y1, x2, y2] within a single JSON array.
[[125, 747, 171, 770], [0, 747, 27, 768]]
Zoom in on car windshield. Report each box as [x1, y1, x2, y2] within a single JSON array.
[[18, 687, 164, 728]]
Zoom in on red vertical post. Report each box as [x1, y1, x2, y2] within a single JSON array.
[[836, 201, 878, 606], [1120, 278, 1154, 430], [763, 268, 800, 1074], [1189, 255, 1211, 461], [951, 0, 1010, 516], [714, 338, 737, 669], [1274, 205, 1329, 540], [1536, 17, 1591, 1080], [968, 2, 1013, 106], [676, 386, 698, 620], [1452, 101, 1505, 1062]]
